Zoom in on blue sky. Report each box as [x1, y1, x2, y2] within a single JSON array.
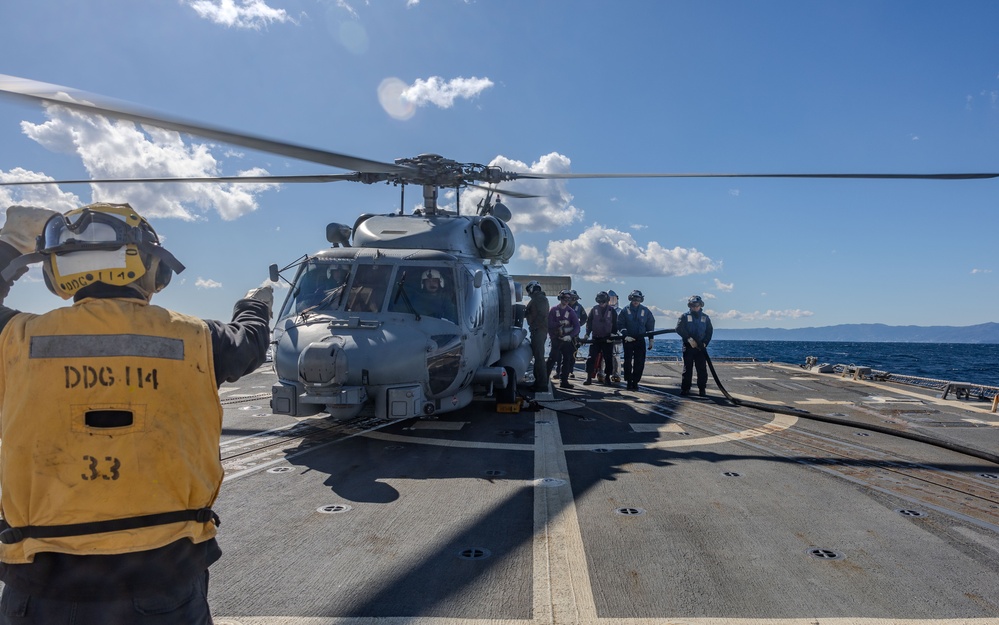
[[1, 0, 997, 328]]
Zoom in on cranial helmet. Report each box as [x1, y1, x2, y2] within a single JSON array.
[[569, 289, 579, 301], [421, 268, 445, 288], [595, 291, 609, 304], [688, 295, 704, 308], [558, 289, 573, 301], [526, 280, 542, 295], [628, 289, 644, 303], [607, 290, 618, 298], [38, 203, 184, 300]]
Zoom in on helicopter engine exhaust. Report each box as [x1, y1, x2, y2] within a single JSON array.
[[472, 216, 514, 261]]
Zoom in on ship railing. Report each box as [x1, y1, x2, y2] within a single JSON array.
[[831, 364, 998, 404], [647, 356, 760, 364]]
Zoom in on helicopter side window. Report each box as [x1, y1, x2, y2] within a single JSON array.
[[344, 264, 391, 313], [462, 270, 484, 329], [390, 265, 458, 323]]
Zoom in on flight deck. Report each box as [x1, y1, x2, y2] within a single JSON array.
[[210, 359, 999, 625]]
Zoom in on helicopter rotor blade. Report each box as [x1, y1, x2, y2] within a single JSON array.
[[508, 172, 999, 181], [0, 74, 411, 177], [0, 173, 364, 187], [465, 183, 539, 199]]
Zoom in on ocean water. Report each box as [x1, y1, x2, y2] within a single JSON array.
[[647, 339, 999, 388]]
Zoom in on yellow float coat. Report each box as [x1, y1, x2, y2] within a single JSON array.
[[0, 297, 223, 563]]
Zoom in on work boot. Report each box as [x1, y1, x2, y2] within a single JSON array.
[[583, 377, 592, 386], [679, 389, 690, 396], [699, 389, 707, 397], [560, 381, 574, 389]]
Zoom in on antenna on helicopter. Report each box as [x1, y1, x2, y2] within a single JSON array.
[[476, 190, 512, 222]]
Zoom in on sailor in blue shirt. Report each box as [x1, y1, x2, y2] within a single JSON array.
[[618, 290, 655, 390], [675, 295, 713, 396]]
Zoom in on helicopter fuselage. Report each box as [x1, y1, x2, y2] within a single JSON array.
[[270, 213, 531, 420]]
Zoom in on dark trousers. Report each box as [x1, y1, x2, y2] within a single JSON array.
[[585, 338, 613, 378], [549, 339, 575, 382], [530, 330, 548, 388], [622, 340, 647, 384], [0, 570, 212, 625], [681, 345, 708, 392]]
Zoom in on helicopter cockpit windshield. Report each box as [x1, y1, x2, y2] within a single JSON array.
[[389, 265, 459, 324], [343, 264, 391, 313], [279, 259, 352, 318]]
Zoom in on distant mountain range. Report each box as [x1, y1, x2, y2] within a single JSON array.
[[707, 322, 999, 344]]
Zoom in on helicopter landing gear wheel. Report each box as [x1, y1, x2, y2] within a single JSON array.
[[495, 366, 518, 407]]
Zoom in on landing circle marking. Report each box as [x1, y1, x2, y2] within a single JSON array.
[[360, 412, 798, 451]]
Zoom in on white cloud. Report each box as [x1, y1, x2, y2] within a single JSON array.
[[460, 152, 583, 232], [196, 277, 223, 289], [182, 0, 295, 29], [711, 309, 814, 321], [648, 305, 683, 320], [1, 168, 82, 213], [543, 224, 720, 281], [649, 305, 812, 323], [971, 268, 992, 274], [19, 103, 278, 221], [517, 244, 544, 266], [401, 76, 494, 109], [334, 0, 359, 19], [713, 278, 734, 292]]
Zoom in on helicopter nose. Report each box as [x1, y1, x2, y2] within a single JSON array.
[[298, 338, 348, 387]]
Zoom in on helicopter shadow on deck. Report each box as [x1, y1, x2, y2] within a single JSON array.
[[274, 394, 678, 617]]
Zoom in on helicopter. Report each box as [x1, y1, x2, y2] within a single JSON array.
[[1, 73, 996, 420], [263, 177, 571, 420]]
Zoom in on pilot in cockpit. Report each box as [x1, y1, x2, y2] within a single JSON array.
[[414, 268, 457, 323], [296, 264, 348, 313]]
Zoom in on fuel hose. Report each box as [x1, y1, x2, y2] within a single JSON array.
[[703, 349, 999, 466]]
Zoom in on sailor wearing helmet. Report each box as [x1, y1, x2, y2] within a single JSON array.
[[547, 289, 580, 389], [524, 280, 550, 392], [676, 295, 713, 396], [618, 289, 655, 390], [583, 291, 618, 387], [0, 203, 270, 623]]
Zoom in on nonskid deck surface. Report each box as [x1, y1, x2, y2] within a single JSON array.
[[211, 361, 999, 625]]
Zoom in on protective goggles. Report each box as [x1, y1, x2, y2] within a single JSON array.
[[39, 209, 156, 255]]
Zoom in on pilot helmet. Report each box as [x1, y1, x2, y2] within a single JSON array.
[[421, 268, 445, 289], [688, 295, 704, 308], [526, 280, 542, 295], [38, 202, 184, 300], [327, 264, 349, 283], [628, 289, 644, 303], [595, 291, 609, 304]]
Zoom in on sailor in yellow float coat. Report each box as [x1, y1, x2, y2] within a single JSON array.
[[0, 204, 271, 624]]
